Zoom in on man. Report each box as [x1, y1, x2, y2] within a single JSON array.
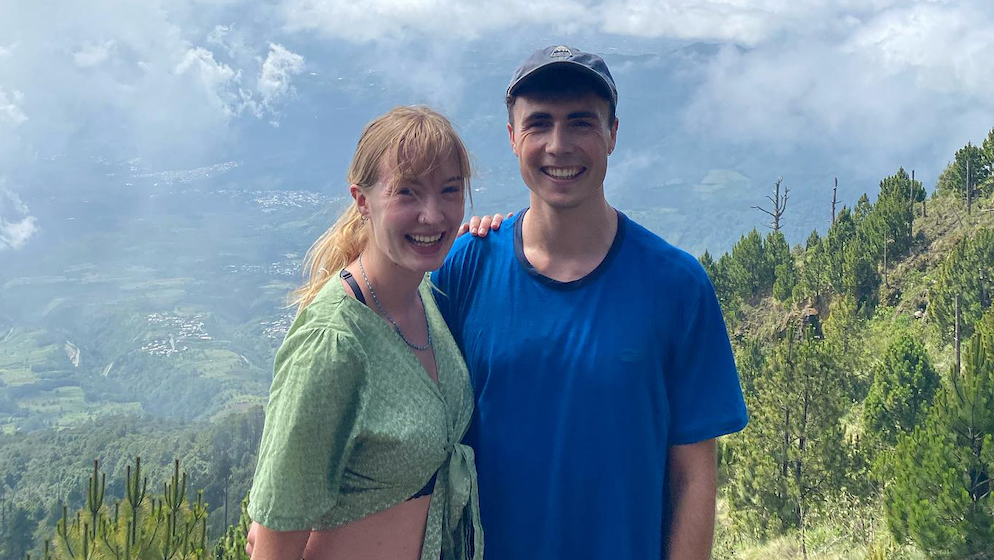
[[432, 45, 748, 559]]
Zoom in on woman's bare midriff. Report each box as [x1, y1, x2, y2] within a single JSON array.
[[302, 495, 432, 560]]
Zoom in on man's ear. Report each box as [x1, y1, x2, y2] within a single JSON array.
[[349, 184, 369, 219], [507, 122, 519, 157], [607, 117, 619, 156]]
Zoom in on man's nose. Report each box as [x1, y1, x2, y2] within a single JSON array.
[[545, 123, 572, 156]]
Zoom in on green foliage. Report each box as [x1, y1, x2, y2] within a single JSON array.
[[938, 142, 990, 198], [884, 311, 994, 558], [825, 208, 856, 294], [842, 234, 880, 313], [796, 235, 831, 304], [929, 228, 994, 342], [1, 505, 39, 560], [46, 457, 210, 560], [983, 127, 994, 186], [211, 493, 251, 560], [767, 231, 797, 303], [0, 409, 264, 558], [700, 251, 742, 329], [727, 329, 853, 536], [728, 229, 774, 300], [864, 168, 919, 261], [863, 334, 940, 449]]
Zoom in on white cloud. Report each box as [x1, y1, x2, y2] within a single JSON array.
[[0, 215, 38, 250], [281, 0, 596, 42], [0, 87, 27, 125], [257, 43, 304, 111], [72, 40, 115, 68], [0, 187, 38, 251], [175, 46, 245, 118], [680, 0, 994, 175], [846, 2, 994, 95], [208, 24, 253, 59]]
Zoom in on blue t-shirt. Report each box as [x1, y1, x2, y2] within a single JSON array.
[[432, 209, 748, 560]]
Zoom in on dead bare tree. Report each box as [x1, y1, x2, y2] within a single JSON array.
[[754, 177, 789, 232], [953, 294, 960, 376], [832, 177, 838, 224], [967, 159, 973, 216], [909, 170, 916, 238]]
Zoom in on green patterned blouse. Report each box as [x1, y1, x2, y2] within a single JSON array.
[[248, 276, 483, 560]]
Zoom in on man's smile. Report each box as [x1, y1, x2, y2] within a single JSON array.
[[541, 166, 586, 180]]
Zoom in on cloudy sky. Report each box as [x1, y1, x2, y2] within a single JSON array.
[[1, 0, 993, 251]]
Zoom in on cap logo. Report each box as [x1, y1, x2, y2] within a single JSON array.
[[550, 46, 573, 59]]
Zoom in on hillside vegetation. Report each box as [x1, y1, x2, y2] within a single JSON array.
[[707, 128, 994, 559]]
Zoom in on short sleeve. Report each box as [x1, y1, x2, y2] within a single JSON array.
[[665, 266, 748, 446], [248, 325, 368, 531]]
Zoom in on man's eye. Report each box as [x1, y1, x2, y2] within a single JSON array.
[[573, 121, 593, 127]]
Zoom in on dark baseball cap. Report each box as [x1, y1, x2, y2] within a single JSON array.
[[506, 45, 618, 105]]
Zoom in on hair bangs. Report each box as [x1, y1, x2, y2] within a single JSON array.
[[389, 117, 467, 190]]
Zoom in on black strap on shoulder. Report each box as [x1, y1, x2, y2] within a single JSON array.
[[340, 269, 367, 306]]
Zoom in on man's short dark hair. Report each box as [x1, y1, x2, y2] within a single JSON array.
[[505, 67, 617, 127]]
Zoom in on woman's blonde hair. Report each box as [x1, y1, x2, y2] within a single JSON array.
[[290, 106, 472, 312]]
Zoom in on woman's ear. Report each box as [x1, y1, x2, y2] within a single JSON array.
[[349, 184, 369, 220]]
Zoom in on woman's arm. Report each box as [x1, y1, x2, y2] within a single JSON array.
[[249, 524, 309, 560]]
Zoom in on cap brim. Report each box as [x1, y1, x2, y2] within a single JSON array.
[[506, 60, 616, 103]]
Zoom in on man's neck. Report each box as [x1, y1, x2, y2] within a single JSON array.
[[521, 195, 618, 282]]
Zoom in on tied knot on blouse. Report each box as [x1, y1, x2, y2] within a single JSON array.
[[442, 442, 482, 560]]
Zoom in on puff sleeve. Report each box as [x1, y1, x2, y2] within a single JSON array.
[[248, 325, 369, 531]]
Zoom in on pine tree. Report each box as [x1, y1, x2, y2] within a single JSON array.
[[930, 229, 994, 342], [727, 329, 851, 548], [797, 232, 830, 304], [825, 208, 856, 293], [842, 233, 880, 312], [700, 251, 740, 328], [885, 310, 994, 558], [728, 229, 773, 300], [982, 127, 994, 191], [767, 231, 797, 303], [863, 333, 940, 449], [938, 142, 989, 199], [43, 457, 210, 560]]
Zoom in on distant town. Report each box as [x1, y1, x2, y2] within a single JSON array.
[[261, 312, 294, 341], [140, 312, 212, 356]]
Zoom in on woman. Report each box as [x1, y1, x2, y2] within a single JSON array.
[[247, 106, 483, 560]]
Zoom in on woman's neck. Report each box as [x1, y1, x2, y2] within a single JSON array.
[[354, 248, 424, 314]]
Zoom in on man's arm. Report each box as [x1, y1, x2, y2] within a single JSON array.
[[665, 438, 717, 560]]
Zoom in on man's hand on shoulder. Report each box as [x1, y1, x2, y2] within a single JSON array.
[[457, 212, 512, 238]]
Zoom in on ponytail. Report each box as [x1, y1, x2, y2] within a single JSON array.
[[290, 204, 367, 312]]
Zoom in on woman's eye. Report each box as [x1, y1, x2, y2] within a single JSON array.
[[397, 188, 413, 196], [443, 186, 460, 194]]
